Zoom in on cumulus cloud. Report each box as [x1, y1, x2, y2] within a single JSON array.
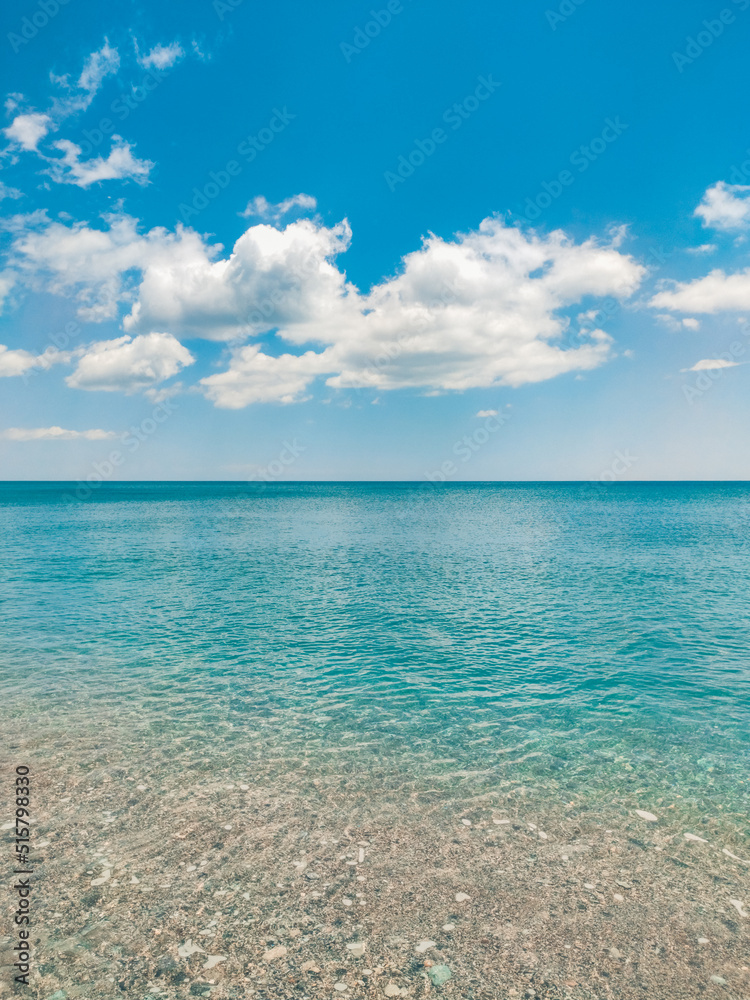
[[136, 41, 184, 70], [0, 343, 70, 377], [476, 409, 498, 417], [6, 213, 209, 321], [241, 193, 318, 222], [201, 346, 328, 407], [48, 137, 153, 187], [0, 426, 117, 441], [199, 218, 644, 407], [2, 210, 645, 406], [651, 269, 750, 313], [695, 182, 750, 231], [4, 112, 52, 150], [65, 332, 194, 392], [0, 344, 37, 376], [124, 216, 353, 340]]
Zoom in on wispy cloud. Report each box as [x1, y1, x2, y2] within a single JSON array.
[[0, 426, 117, 441], [682, 358, 742, 372], [136, 41, 184, 70], [0, 180, 22, 201], [47, 137, 153, 187], [241, 193, 317, 222]]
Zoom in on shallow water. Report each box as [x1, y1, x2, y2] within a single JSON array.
[[2, 481, 749, 824]]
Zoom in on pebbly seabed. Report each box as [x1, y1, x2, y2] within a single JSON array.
[[2, 719, 749, 1000]]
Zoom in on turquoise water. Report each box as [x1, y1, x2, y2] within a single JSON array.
[[2, 482, 749, 816]]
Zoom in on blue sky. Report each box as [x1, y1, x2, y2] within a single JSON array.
[[1, 0, 750, 481]]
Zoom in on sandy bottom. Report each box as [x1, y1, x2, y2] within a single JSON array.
[[1, 729, 749, 1000]]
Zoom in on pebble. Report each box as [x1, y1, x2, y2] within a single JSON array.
[[343, 898, 353, 906], [710, 975, 727, 985], [384, 985, 401, 997], [698, 938, 710, 945], [684, 832, 709, 843], [729, 899, 748, 918], [723, 848, 749, 864], [262, 945, 287, 962], [613, 894, 624, 902], [609, 947, 623, 959], [301, 960, 320, 972], [202, 955, 226, 970], [461, 819, 472, 827], [304, 871, 320, 880], [415, 940, 436, 953], [427, 965, 452, 987], [442, 923, 455, 931], [178, 941, 205, 959], [493, 818, 511, 825], [347, 941, 366, 957], [334, 983, 348, 992], [455, 892, 471, 902], [635, 810, 658, 822]]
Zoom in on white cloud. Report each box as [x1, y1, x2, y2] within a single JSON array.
[[687, 243, 717, 254], [476, 409, 498, 417], [0, 181, 22, 200], [0, 344, 37, 376], [74, 40, 120, 108], [0, 343, 70, 377], [2, 42, 120, 169], [695, 182, 750, 231], [683, 358, 741, 372], [6, 213, 209, 321], [124, 216, 353, 340], [651, 269, 750, 313], [66, 332, 194, 392], [201, 346, 328, 407], [4, 112, 52, 150], [137, 41, 184, 70], [199, 218, 644, 407], [2, 211, 645, 406], [681, 317, 700, 330], [241, 193, 318, 222], [0, 426, 117, 441], [48, 137, 153, 187]]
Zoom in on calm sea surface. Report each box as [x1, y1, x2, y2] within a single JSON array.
[[2, 482, 749, 816]]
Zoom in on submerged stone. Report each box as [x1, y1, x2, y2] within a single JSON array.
[[428, 964, 452, 986]]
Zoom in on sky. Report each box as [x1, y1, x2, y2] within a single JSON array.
[[1, 0, 750, 482]]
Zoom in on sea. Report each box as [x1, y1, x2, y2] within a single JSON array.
[[2, 480, 748, 820]]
